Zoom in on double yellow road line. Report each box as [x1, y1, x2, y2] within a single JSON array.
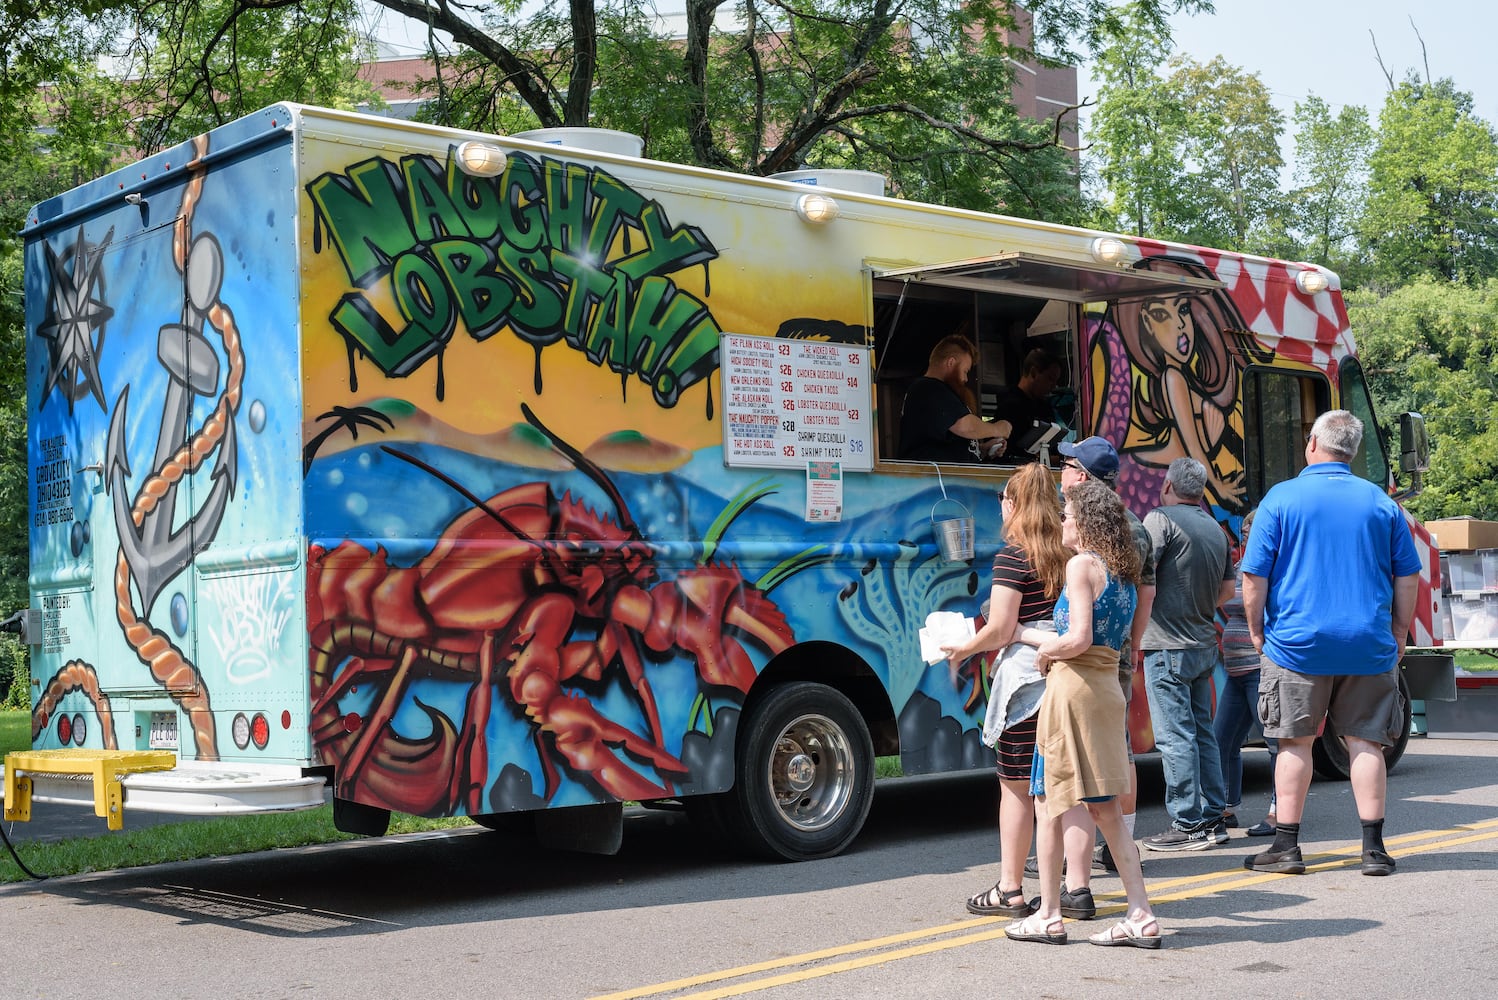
[[592, 817, 1498, 1000]]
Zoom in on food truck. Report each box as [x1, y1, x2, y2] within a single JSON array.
[[4, 104, 1454, 859]]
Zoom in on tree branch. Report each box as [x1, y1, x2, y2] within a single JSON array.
[[370, 0, 563, 127]]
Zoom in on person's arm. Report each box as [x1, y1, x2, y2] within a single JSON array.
[[1130, 583, 1156, 657], [1217, 577, 1237, 608], [948, 413, 1014, 455], [1242, 572, 1268, 653], [1391, 572, 1419, 659], [944, 583, 1022, 678], [1023, 555, 1097, 669]]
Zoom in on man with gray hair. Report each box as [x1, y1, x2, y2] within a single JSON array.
[[1241, 410, 1419, 876], [1140, 457, 1236, 852]]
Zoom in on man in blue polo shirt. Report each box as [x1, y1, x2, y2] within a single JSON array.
[[1239, 410, 1420, 877]]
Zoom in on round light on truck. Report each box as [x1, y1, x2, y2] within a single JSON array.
[[250, 713, 271, 750], [232, 712, 251, 750], [71, 713, 86, 746], [57, 713, 72, 745]]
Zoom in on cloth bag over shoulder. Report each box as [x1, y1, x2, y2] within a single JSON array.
[[981, 620, 1055, 747]]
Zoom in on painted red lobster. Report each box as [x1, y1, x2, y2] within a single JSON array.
[[307, 405, 794, 816]]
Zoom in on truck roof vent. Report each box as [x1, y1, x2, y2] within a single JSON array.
[[769, 169, 887, 197], [513, 127, 644, 158]]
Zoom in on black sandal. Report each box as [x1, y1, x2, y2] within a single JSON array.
[[966, 883, 1035, 916]]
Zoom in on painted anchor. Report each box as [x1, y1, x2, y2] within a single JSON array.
[[105, 136, 247, 760], [107, 232, 239, 611]]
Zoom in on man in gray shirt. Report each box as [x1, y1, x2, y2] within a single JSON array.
[[1139, 458, 1236, 852]]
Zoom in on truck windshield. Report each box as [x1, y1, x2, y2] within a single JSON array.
[[1339, 357, 1391, 488]]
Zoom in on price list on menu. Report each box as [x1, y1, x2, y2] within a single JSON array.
[[719, 333, 874, 471]]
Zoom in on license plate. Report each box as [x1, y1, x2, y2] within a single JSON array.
[[148, 712, 179, 749]]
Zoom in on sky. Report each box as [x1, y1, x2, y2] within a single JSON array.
[[1077, 1, 1497, 135]]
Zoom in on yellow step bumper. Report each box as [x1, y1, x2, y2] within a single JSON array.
[[4, 749, 177, 830]]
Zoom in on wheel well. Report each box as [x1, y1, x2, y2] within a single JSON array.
[[748, 642, 898, 756]]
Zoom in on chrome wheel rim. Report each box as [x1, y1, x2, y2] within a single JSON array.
[[766, 713, 855, 832]]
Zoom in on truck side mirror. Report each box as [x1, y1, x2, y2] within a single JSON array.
[[1399, 411, 1430, 474]]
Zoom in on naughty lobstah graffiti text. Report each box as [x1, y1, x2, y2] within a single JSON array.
[[306, 147, 722, 406]]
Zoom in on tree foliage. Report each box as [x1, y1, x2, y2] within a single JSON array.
[[1082, 2, 1188, 235], [1362, 77, 1498, 287], [1348, 278, 1498, 521], [120, 0, 379, 151], [1271, 95, 1373, 281]]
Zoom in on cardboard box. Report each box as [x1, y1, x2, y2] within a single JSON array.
[[1428, 518, 1498, 551]]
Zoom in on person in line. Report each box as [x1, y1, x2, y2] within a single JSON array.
[[898, 335, 1011, 463], [1053, 436, 1156, 877], [992, 348, 1063, 460], [1214, 509, 1278, 837], [944, 463, 1093, 919], [1004, 479, 1161, 948], [1139, 458, 1235, 852], [1241, 410, 1419, 877]]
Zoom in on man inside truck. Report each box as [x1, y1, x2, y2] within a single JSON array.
[[992, 347, 1064, 462], [898, 335, 1013, 463]]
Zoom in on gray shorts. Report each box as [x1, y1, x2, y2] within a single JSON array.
[[1258, 657, 1404, 746]]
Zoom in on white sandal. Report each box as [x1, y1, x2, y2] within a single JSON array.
[[1088, 914, 1162, 949]]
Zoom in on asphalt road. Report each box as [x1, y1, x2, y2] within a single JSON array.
[[3, 737, 1497, 1000]]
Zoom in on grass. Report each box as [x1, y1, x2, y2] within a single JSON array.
[[2, 712, 911, 884], [1455, 651, 1498, 674], [1, 709, 26, 756]]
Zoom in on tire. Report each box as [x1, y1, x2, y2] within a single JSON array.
[[1311, 670, 1413, 780], [718, 682, 875, 862]]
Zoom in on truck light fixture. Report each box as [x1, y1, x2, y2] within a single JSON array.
[[795, 192, 840, 224], [455, 141, 507, 177], [250, 713, 271, 750], [1296, 269, 1329, 295], [232, 712, 251, 750], [72, 713, 86, 746], [1090, 236, 1129, 265]]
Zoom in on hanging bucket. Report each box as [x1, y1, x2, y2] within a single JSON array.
[[929, 465, 975, 563]]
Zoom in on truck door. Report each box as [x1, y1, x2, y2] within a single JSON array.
[[93, 221, 209, 715]]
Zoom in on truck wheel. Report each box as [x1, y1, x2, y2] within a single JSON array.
[[1311, 671, 1413, 780], [722, 682, 875, 861]]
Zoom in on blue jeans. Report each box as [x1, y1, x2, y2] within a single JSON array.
[[1213, 670, 1277, 812], [1144, 647, 1227, 830]]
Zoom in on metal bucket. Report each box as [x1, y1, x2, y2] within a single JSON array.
[[931, 497, 975, 562]]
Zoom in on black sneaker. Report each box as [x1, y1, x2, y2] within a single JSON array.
[[1209, 820, 1231, 845], [1244, 844, 1306, 874], [1060, 886, 1097, 919], [1095, 841, 1144, 871], [1142, 827, 1212, 852]]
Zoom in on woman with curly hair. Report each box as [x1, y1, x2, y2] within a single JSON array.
[[944, 462, 1083, 918], [1004, 478, 1161, 948]]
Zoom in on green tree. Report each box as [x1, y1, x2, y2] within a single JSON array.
[[121, 0, 379, 151], [1272, 95, 1373, 281], [1085, 2, 1190, 236], [1348, 278, 1498, 521], [1165, 54, 1283, 249], [1362, 78, 1498, 286], [75, 0, 1212, 211]]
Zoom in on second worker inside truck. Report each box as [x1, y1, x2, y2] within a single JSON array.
[[898, 335, 1013, 463]]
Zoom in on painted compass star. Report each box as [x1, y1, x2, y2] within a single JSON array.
[[37, 224, 115, 413]]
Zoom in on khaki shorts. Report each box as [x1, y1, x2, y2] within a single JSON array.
[[1258, 657, 1405, 746]]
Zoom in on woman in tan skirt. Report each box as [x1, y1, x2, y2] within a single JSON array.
[[1004, 479, 1162, 948]]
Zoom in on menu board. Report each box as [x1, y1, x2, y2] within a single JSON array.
[[720, 333, 874, 471]]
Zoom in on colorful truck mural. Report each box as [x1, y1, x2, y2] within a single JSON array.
[[10, 105, 1452, 859]]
